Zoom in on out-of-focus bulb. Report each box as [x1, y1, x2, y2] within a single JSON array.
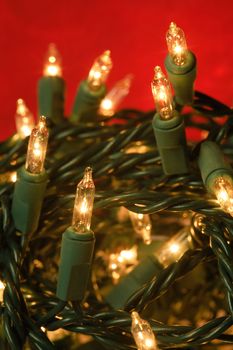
[[98, 74, 133, 116], [15, 99, 35, 138], [108, 246, 138, 283], [87, 50, 113, 91], [212, 175, 233, 216], [72, 167, 95, 233], [0, 280, 5, 302], [166, 22, 188, 66], [25, 116, 49, 174], [43, 43, 62, 77], [156, 228, 192, 267], [151, 66, 174, 120], [131, 311, 158, 350], [129, 211, 152, 245]]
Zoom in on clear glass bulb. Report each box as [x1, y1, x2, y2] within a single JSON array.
[[156, 228, 192, 267], [98, 74, 133, 116], [151, 66, 174, 120], [72, 167, 95, 233], [43, 43, 62, 77], [0, 280, 5, 303], [25, 116, 49, 174], [166, 22, 188, 66], [212, 175, 233, 216], [131, 311, 158, 350], [15, 99, 35, 138], [87, 50, 113, 91], [129, 211, 152, 245]]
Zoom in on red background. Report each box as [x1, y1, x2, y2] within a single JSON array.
[[1, 0, 233, 140]]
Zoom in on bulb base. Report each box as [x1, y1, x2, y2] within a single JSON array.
[[152, 111, 189, 175], [38, 76, 65, 124], [105, 255, 162, 309], [56, 227, 95, 301], [11, 166, 48, 234], [198, 141, 233, 192], [165, 51, 196, 106], [71, 80, 106, 122]]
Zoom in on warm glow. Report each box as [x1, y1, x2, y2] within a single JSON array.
[[129, 211, 152, 245], [72, 167, 95, 233], [108, 246, 138, 283], [213, 175, 233, 216], [87, 50, 113, 90], [131, 311, 158, 350], [25, 116, 49, 174], [0, 280, 5, 302], [151, 66, 174, 120], [166, 22, 188, 66], [156, 228, 192, 267], [43, 43, 62, 77], [99, 75, 133, 116], [15, 99, 35, 138], [10, 172, 17, 183]]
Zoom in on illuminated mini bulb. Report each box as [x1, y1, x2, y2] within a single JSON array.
[[43, 43, 62, 77], [25, 116, 49, 174], [15, 99, 35, 138], [99, 74, 133, 116], [131, 311, 158, 350], [212, 175, 233, 217], [72, 167, 95, 233], [87, 50, 113, 91], [0, 280, 5, 302], [156, 228, 192, 267], [108, 246, 138, 283], [166, 22, 188, 66], [129, 211, 152, 245], [151, 66, 174, 120]]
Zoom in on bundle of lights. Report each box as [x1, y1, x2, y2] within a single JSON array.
[[1, 22, 233, 350]]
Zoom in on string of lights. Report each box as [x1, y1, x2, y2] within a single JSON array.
[[0, 21, 233, 350]]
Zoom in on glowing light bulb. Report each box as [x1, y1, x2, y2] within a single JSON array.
[[151, 66, 174, 120], [25, 116, 49, 174], [72, 167, 95, 233], [43, 43, 62, 77], [0, 280, 5, 302], [131, 311, 158, 350], [212, 175, 233, 216], [99, 74, 133, 116], [15, 99, 35, 138], [129, 211, 152, 245], [156, 228, 192, 267], [108, 246, 138, 283], [87, 50, 113, 90], [166, 22, 188, 66]]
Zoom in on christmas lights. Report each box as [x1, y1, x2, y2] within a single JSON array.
[[71, 50, 113, 122], [11, 117, 49, 234], [151, 66, 189, 175], [38, 44, 65, 124], [15, 98, 34, 138], [98, 74, 133, 117], [106, 227, 192, 309], [198, 141, 233, 216], [165, 22, 196, 106], [131, 311, 158, 350], [56, 167, 95, 301]]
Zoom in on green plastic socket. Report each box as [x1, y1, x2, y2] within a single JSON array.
[[71, 80, 106, 122], [165, 51, 197, 106], [11, 166, 48, 234], [105, 255, 162, 309], [56, 227, 95, 301], [152, 111, 189, 175], [198, 141, 233, 193], [38, 76, 65, 124]]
